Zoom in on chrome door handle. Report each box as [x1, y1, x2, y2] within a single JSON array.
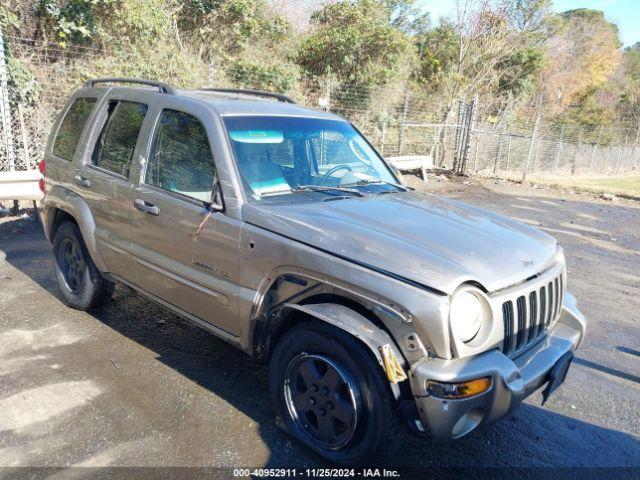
[[73, 175, 91, 188], [134, 198, 160, 216]]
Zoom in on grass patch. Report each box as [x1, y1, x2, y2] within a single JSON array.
[[526, 175, 640, 198]]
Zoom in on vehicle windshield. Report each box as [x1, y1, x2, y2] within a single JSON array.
[[223, 115, 400, 201]]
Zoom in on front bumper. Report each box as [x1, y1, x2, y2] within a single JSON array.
[[409, 293, 586, 440]]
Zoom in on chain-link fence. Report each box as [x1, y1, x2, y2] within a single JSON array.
[[1, 32, 639, 180], [471, 110, 640, 179], [0, 33, 102, 173]]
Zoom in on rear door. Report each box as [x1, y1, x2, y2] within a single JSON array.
[[128, 105, 241, 337], [77, 94, 149, 277]]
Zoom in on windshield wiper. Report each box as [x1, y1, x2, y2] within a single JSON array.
[[343, 179, 411, 191], [258, 184, 367, 198], [292, 185, 366, 197]]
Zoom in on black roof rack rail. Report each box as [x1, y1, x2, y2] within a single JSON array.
[[200, 87, 295, 104], [84, 78, 176, 94]]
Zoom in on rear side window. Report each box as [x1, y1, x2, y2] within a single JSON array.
[[92, 100, 148, 177], [53, 97, 97, 161], [145, 109, 215, 202]]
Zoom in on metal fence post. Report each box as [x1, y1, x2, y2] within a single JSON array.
[[17, 103, 30, 169], [453, 98, 466, 174], [571, 127, 582, 175], [589, 141, 597, 172], [473, 133, 480, 171], [397, 89, 410, 156], [380, 118, 387, 157], [460, 95, 478, 175], [616, 135, 628, 173], [589, 128, 601, 171], [0, 25, 17, 171], [522, 96, 542, 182], [626, 130, 637, 171], [553, 124, 564, 172], [494, 123, 507, 174], [631, 123, 640, 169]]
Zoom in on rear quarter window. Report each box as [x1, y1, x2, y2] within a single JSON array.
[[53, 97, 97, 161]]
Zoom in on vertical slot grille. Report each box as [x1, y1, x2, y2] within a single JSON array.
[[557, 276, 564, 318], [502, 301, 514, 355], [516, 296, 527, 350], [528, 291, 538, 343], [501, 272, 564, 357], [546, 282, 554, 327], [553, 278, 560, 318], [539, 286, 547, 331]]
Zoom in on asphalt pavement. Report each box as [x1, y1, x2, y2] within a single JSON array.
[[0, 178, 638, 475]]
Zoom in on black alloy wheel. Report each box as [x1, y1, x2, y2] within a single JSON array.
[[52, 221, 114, 310], [284, 353, 361, 450], [270, 320, 402, 464], [56, 236, 86, 294]]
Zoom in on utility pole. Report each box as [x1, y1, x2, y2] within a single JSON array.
[[522, 96, 542, 182]]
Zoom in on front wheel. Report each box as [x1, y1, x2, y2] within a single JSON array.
[[269, 321, 401, 464], [53, 221, 114, 310]]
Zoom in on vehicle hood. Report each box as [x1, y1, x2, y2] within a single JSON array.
[[242, 191, 559, 295]]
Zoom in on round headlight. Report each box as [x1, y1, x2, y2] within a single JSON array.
[[450, 288, 491, 343]]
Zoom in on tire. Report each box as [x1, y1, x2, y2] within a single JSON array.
[[53, 221, 114, 311], [270, 320, 401, 464]]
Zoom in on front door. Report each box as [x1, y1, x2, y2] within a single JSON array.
[[128, 107, 241, 336]]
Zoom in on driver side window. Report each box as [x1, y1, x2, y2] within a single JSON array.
[[146, 109, 215, 203]]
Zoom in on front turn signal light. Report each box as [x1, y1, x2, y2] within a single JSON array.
[[426, 377, 492, 399]]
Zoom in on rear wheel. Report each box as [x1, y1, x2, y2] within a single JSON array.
[[270, 321, 401, 464], [53, 221, 114, 310]]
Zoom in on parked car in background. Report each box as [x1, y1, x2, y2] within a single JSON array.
[[40, 78, 586, 464]]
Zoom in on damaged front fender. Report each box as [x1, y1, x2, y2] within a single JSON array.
[[276, 302, 408, 389]]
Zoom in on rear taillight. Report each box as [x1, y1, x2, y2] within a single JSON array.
[[38, 160, 46, 194]]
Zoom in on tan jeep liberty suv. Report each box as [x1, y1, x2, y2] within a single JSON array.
[[40, 78, 587, 464]]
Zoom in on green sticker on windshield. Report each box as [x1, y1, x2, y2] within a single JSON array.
[[230, 130, 283, 144]]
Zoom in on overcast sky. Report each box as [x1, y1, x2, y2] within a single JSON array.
[[416, 0, 639, 47]]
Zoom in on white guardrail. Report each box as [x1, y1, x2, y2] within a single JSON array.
[[0, 170, 43, 201]]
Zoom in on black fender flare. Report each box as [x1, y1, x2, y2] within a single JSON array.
[[276, 302, 408, 399], [42, 185, 108, 272]]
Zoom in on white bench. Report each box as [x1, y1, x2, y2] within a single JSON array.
[[0, 170, 43, 201], [386, 155, 433, 182]]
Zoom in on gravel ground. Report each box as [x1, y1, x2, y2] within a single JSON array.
[[0, 177, 638, 475]]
